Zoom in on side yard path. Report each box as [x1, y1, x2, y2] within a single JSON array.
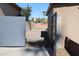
[[26, 29, 54, 56]]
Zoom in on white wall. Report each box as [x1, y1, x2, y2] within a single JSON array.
[[0, 16, 26, 46]]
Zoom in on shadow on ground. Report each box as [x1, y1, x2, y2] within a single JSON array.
[[26, 30, 55, 56]]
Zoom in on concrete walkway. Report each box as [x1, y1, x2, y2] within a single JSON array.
[[56, 48, 69, 56], [0, 47, 49, 56], [26, 29, 53, 56]]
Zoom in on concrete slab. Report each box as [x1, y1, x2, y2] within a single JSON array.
[[0, 47, 49, 56], [56, 48, 69, 56]]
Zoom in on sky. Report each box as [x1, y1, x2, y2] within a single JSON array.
[[17, 3, 49, 18]]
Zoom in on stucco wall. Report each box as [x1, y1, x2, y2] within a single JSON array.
[[54, 7, 64, 48], [53, 5, 79, 48], [0, 3, 20, 16]]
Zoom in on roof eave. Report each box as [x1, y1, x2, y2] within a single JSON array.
[[46, 3, 53, 16], [9, 3, 22, 10]]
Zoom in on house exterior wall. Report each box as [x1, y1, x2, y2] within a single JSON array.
[[53, 7, 64, 48], [47, 9, 54, 39], [48, 10, 54, 47], [0, 3, 20, 16], [48, 5, 79, 48]]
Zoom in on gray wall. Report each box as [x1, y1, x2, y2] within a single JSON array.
[[0, 16, 26, 46]]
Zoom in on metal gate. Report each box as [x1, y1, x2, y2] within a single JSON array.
[[0, 16, 26, 46]]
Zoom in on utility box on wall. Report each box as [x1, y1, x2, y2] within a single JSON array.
[[0, 16, 26, 46]]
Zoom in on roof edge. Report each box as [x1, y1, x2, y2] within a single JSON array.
[[46, 3, 53, 15], [9, 3, 21, 10], [46, 3, 79, 15]]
